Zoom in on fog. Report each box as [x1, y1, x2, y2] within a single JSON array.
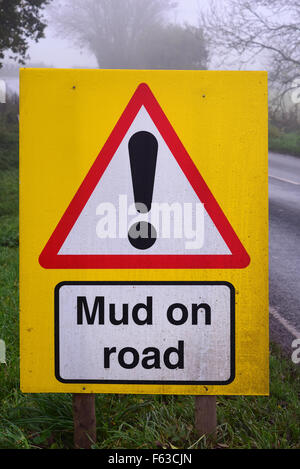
[[1, 0, 298, 113], [3, 0, 201, 70], [1, 0, 204, 93], [1, 0, 266, 76]]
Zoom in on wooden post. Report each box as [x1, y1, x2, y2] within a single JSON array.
[[194, 396, 217, 437], [73, 394, 96, 449]]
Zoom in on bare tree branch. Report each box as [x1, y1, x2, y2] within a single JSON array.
[[201, 0, 300, 102]]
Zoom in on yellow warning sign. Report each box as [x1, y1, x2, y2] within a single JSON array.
[[20, 69, 268, 394]]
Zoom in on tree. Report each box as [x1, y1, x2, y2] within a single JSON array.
[[202, 0, 300, 103], [0, 0, 51, 67], [138, 24, 208, 70], [51, 0, 208, 70]]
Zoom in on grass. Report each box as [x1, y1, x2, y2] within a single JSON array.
[[0, 169, 19, 248], [0, 125, 19, 171], [269, 124, 300, 157], [0, 110, 299, 449]]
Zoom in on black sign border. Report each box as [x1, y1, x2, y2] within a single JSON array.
[[55, 281, 235, 385]]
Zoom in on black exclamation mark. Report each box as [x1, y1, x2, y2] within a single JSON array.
[[128, 131, 158, 250]]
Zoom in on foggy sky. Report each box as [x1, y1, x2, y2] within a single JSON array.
[[27, 0, 201, 68], [2, 0, 264, 73]]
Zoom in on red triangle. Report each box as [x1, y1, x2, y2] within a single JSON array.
[[39, 83, 250, 269]]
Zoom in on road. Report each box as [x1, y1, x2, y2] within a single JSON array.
[[269, 151, 300, 353]]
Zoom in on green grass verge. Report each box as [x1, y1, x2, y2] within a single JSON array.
[[0, 125, 18, 171], [269, 125, 300, 157], [0, 122, 299, 449], [0, 169, 19, 248]]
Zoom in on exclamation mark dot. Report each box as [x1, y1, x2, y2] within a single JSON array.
[[128, 131, 158, 250]]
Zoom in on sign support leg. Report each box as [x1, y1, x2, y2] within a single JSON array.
[[73, 393, 96, 448], [194, 396, 217, 437]]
